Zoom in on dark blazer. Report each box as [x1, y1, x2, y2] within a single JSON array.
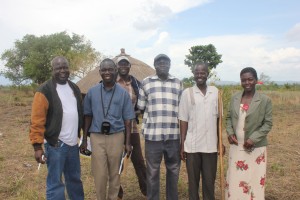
[[226, 90, 272, 147]]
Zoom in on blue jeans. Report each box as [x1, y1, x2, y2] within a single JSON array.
[[45, 141, 84, 200], [145, 139, 181, 200]]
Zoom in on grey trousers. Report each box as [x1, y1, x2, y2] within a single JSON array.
[[145, 139, 181, 200], [186, 152, 218, 200]]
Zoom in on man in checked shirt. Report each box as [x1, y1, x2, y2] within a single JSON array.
[[137, 54, 183, 200]]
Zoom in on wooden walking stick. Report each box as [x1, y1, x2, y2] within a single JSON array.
[[218, 90, 225, 200]]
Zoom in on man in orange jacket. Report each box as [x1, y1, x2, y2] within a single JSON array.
[[29, 56, 84, 200]]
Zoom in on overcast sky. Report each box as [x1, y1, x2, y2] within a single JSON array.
[[1, 0, 300, 84]]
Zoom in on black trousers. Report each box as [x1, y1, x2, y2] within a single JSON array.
[[118, 133, 147, 198], [186, 152, 217, 200]]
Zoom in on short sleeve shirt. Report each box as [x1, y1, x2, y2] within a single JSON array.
[[84, 83, 135, 133], [178, 85, 219, 153]]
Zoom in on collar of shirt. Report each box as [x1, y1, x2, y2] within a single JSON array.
[[101, 82, 116, 91], [150, 74, 175, 81], [193, 85, 214, 96]]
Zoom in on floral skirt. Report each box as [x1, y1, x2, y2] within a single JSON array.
[[225, 144, 266, 200]]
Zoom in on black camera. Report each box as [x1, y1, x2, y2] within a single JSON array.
[[101, 121, 111, 134]]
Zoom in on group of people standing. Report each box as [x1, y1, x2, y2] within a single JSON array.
[[29, 53, 272, 200]]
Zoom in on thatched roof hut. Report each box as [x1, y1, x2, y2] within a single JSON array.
[[76, 48, 155, 94]]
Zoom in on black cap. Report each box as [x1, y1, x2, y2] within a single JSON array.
[[154, 54, 170, 64]]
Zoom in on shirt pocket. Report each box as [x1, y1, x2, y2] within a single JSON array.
[[110, 100, 122, 119], [211, 99, 218, 116]]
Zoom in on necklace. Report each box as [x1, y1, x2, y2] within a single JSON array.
[[100, 84, 116, 119]]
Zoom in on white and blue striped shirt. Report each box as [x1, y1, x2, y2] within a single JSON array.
[[138, 75, 183, 141]]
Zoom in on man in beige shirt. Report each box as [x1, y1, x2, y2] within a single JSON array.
[[179, 63, 222, 200]]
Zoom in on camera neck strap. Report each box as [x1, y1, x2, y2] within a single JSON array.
[[100, 84, 116, 119]]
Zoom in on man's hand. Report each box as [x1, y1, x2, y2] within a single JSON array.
[[125, 144, 132, 158], [35, 149, 46, 164], [79, 139, 87, 154], [180, 146, 186, 161], [228, 134, 238, 145]]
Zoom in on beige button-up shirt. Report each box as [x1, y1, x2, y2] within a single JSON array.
[[178, 85, 219, 153]]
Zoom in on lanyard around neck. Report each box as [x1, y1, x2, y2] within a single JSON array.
[[100, 84, 116, 119]]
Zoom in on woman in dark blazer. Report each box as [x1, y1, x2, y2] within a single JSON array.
[[225, 67, 272, 200]]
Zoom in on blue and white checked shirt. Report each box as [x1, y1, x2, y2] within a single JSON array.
[[137, 75, 183, 141]]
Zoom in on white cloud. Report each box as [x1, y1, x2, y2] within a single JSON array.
[[154, 32, 170, 46], [286, 23, 300, 42], [132, 0, 210, 31], [0, 0, 209, 34], [0, 0, 299, 83], [0, 0, 210, 56], [133, 2, 173, 31], [155, 34, 300, 82], [157, 0, 211, 13]]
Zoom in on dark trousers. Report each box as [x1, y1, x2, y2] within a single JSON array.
[[186, 153, 217, 200], [145, 139, 181, 200], [118, 133, 147, 198]]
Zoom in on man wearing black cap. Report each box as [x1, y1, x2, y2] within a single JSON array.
[[138, 54, 183, 200], [116, 56, 147, 198]]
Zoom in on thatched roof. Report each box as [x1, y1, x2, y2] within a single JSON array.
[[76, 48, 155, 94]]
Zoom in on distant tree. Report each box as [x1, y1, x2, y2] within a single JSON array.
[[1, 31, 103, 85], [184, 44, 222, 74], [182, 77, 194, 88], [182, 70, 221, 88], [208, 70, 220, 85], [0, 51, 29, 85], [69, 49, 104, 79], [183, 44, 222, 86], [259, 72, 272, 85]]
